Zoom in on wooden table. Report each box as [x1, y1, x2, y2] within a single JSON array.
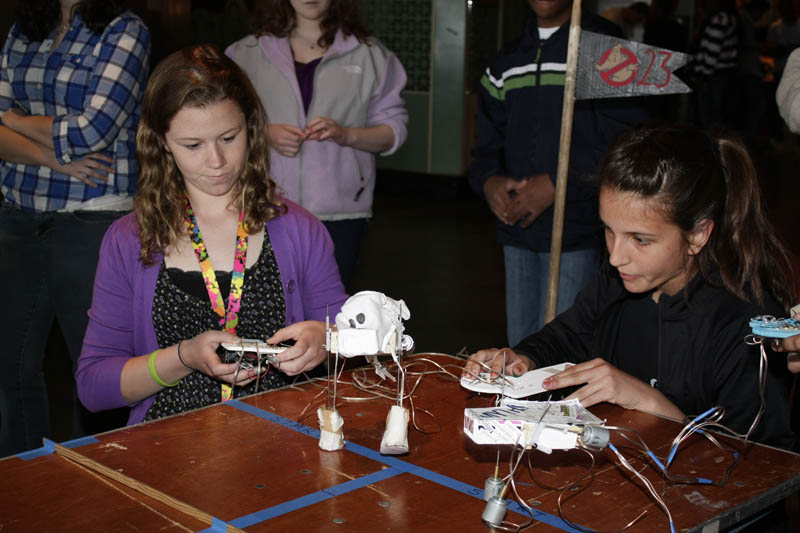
[[2, 353, 799, 532]]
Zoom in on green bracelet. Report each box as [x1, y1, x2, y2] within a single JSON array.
[[148, 349, 180, 388]]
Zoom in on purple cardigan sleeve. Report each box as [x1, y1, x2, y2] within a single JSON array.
[[76, 214, 160, 421]]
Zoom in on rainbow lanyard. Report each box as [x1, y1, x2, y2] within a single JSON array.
[[184, 195, 248, 401]]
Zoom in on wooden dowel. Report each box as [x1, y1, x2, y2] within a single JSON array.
[[53, 442, 245, 533], [545, 0, 583, 324]]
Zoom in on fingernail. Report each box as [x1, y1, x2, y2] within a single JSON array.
[[542, 378, 552, 388]]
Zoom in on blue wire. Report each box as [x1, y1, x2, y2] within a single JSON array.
[[648, 451, 666, 471], [667, 407, 718, 466]]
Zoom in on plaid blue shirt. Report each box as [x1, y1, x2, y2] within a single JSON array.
[[0, 11, 150, 212]]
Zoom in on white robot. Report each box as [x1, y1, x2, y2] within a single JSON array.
[[224, 291, 414, 455], [322, 291, 414, 454]]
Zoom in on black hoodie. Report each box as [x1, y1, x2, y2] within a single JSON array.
[[515, 260, 795, 450]]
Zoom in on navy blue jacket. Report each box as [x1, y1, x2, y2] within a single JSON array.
[[468, 14, 647, 252]]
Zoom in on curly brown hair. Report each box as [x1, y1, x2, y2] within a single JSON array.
[[134, 43, 284, 266], [250, 0, 370, 48]]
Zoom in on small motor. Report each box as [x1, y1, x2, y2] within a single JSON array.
[[580, 425, 610, 449]]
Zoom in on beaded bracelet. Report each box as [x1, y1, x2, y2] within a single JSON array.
[[148, 349, 180, 387], [177, 340, 193, 370]]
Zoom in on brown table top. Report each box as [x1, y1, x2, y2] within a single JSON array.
[[2, 353, 799, 532]]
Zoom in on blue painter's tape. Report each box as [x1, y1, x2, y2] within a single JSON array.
[[229, 468, 401, 528], [198, 516, 229, 533], [17, 439, 56, 460], [230, 487, 331, 528], [224, 400, 582, 532], [339, 440, 578, 530], [61, 435, 99, 448], [226, 399, 321, 439]]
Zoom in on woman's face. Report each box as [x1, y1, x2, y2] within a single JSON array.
[[290, 0, 332, 23], [599, 186, 710, 299], [163, 98, 248, 203]]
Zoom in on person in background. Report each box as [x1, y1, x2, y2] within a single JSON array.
[[76, 44, 347, 425], [0, 0, 150, 456], [766, 0, 800, 77], [644, 0, 689, 52], [468, 0, 647, 347], [226, 0, 408, 289], [643, 0, 690, 124], [735, 0, 771, 150], [465, 125, 796, 449], [776, 47, 800, 133], [691, 0, 740, 129], [601, 1, 649, 41]]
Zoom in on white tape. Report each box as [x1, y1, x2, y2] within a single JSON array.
[[317, 407, 344, 451], [380, 405, 409, 455]]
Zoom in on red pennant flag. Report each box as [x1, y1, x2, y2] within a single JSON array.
[[576, 31, 690, 100]]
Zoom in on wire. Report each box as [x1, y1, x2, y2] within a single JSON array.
[[608, 442, 675, 533]]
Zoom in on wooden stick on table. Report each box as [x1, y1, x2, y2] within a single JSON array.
[[53, 442, 245, 533]]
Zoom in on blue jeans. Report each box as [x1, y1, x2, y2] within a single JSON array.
[[504, 245, 601, 347], [323, 218, 369, 291], [0, 202, 125, 456]]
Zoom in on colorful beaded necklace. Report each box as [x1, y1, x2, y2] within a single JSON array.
[[183, 194, 248, 400]]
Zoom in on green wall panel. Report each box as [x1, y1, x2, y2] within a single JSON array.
[[431, 0, 466, 176], [378, 91, 429, 174]]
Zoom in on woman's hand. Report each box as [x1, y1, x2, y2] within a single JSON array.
[[44, 151, 114, 187], [268, 124, 308, 157], [305, 116, 349, 145], [543, 358, 684, 419], [462, 348, 534, 380], [267, 321, 327, 375], [183, 330, 261, 386]]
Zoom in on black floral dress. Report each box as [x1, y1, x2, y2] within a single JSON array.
[[145, 231, 289, 421]]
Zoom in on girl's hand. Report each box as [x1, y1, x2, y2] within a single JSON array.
[[772, 314, 800, 372], [305, 116, 349, 145], [775, 334, 800, 354], [183, 330, 260, 386], [543, 358, 684, 419], [267, 321, 327, 375], [268, 124, 308, 157], [462, 348, 533, 380]]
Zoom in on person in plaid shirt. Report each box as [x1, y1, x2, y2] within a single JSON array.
[[0, 0, 149, 457]]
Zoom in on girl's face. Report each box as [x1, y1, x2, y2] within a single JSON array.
[[290, 0, 332, 23], [164, 99, 248, 203], [599, 186, 711, 299]]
